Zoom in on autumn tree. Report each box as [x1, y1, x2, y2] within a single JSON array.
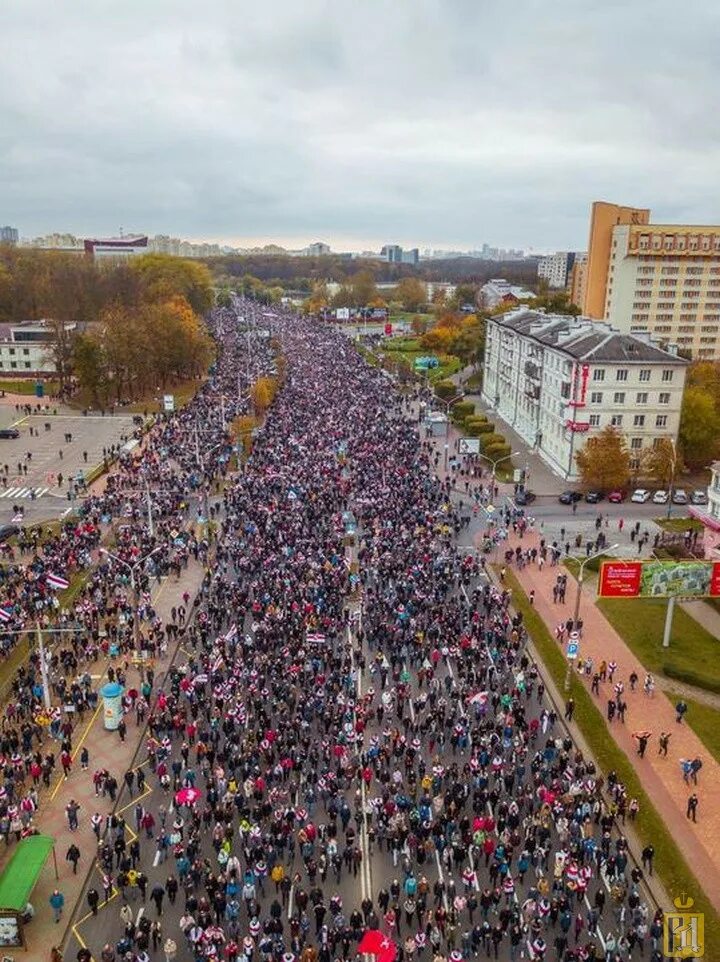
[[641, 437, 679, 486], [395, 278, 427, 312], [131, 254, 214, 314], [679, 386, 720, 467], [305, 281, 330, 314], [351, 270, 377, 307], [575, 427, 630, 491], [251, 376, 279, 415]]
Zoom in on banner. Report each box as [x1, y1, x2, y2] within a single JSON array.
[[599, 559, 720, 599]]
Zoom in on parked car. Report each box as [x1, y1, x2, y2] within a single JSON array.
[[558, 490, 583, 504], [607, 490, 626, 503], [0, 428, 19, 439], [585, 491, 603, 504], [652, 489, 669, 504], [672, 489, 689, 505], [515, 489, 536, 506], [631, 488, 651, 503], [691, 490, 708, 505]]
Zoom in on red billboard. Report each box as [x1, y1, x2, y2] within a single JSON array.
[[599, 559, 720, 599]]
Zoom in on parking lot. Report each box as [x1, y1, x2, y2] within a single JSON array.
[[0, 403, 138, 522]]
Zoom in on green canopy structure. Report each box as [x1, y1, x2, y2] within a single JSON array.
[[0, 835, 55, 912]]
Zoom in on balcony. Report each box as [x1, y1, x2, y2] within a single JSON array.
[[524, 360, 540, 380]]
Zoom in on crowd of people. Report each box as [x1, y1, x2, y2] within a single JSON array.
[[71, 305, 666, 962]]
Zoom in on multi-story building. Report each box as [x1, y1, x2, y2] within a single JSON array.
[[482, 308, 688, 481], [304, 242, 331, 257], [568, 253, 588, 308], [0, 320, 77, 374], [537, 252, 575, 289], [582, 201, 720, 359], [380, 245, 419, 265], [480, 279, 534, 310], [583, 201, 650, 319], [84, 234, 148, 258], [0, 226, 19, 245], [689, 462, 720, 559]]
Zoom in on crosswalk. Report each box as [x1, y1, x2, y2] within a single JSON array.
[[0, 486, 50, 500]]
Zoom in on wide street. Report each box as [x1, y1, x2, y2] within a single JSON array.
[[57, 304, 665, 962]]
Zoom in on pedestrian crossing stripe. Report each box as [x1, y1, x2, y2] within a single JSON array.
[[0, 486, 50, 499]]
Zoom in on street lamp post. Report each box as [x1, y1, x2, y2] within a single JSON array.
[[666, 438, 677, 520], [478, 451, 521, 485], [100, 546, 164, 676], [565, 542, 620, 691]]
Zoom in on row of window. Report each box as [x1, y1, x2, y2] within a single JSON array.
[[587, 413, 668, 431], [0, 361, 32, 370], [592, 368, 673, 382], [589, 391, 671, 406]]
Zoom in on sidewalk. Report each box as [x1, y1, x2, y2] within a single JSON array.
[[7, 558, 206, 960], [502, 534, 720, 912]]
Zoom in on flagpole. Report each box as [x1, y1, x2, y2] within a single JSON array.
[[37, 623, 51, 711]]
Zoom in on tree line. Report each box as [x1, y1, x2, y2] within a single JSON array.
[[0, 247, 215, 404]]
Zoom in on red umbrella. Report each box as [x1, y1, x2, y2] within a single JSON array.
[[175, 786, 201, 806]]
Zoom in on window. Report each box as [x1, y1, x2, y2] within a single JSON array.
[[639, 369, 651, 381], [23, 362, 30, 369], [611, 414, 623, 426], [659, 393, 671, 404], [593, 369, 605, 381], [22, 349, 29, 356], [636, 392, 648, 404], [662, 369, 674, 382], [630, 458, 640, 471], [633, 415, 645, 426], [590, 392, 603, 404], [589, 414, 600, 426], [616, 369, 628, 381], [613, 392, 626, 404], [9, 362, 16, 369], [8, 349, 14, 356], [631, 437, 643, 449]]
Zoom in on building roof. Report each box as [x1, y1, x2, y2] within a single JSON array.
[[83, 235, 148, 253], [491, 309, 689, 365]]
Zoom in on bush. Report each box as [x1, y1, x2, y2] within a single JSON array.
[[464, 414, 487, 428], [473, 421, 495, 434], [481, 433, 506, 450], [451, 400, 475, 420], [434, 379, 457, 400]]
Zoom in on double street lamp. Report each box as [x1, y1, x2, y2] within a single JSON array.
[[479, 451, 520, 483], [564, 542, 619, 691], [100, 545, 164, 674]]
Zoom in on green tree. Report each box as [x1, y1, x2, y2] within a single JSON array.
[[679, 386, 720, 466], [575, 427, 630, 490], [351, 270, 377, 307], [72, 332, 109, 407]]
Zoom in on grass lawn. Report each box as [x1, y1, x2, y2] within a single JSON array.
[[668, 693, 720, 765], [654, 516, 704, 533], [598, 595, 720, 689], [501, 566, 720, 944], [0, 378, 60, 396]]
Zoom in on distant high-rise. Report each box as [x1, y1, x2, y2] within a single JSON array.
[[0, 226, 19, 246], [380, 244, 419, 265]]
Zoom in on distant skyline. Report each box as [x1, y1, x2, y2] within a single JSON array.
[[3, 1, 719, 250]]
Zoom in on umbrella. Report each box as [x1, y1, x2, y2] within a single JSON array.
[[175, 787, 201, 806]]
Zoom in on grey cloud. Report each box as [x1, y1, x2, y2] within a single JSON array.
[[1, 0, 719, 249]]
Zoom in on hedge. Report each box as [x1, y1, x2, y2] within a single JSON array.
[[464, 414, 487, 428], [481, 433, 506, 450], [434, 379, 457, 400], [473, 421, 495, 434], [451, 401, 475, 420]]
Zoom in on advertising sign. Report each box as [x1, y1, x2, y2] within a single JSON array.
[[459, 437, 481, 455], [599, 559, 720, 599], [335, 308, 350, 320], [163, 394, 175, 412]]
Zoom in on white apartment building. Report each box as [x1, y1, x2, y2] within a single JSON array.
[[537, 252, 574, 289], [482, 309, 688, 481], [605, 224, 720, 359], [0, 321, 77, 375], [688, 461, 720, 559]]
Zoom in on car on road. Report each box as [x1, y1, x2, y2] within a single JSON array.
[[691, 490, 708, 505], [515, 489, 536, 506], [672, 489, 689, 505], [0, 428, 19, 439], [607, 490, 626, 503], [0, 525, 20, 544], [558, 490, 583, 504], [584, 491, 603, 503], [652, 489, 669, 504], [631, 488, 651, 503]]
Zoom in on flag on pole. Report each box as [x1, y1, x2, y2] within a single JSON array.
[[224, 624, 238, 643], [306, 632, 326, 645], [46, 572, 69, 590], [0, 607, 11, 623], [211, 653, 224, 673]]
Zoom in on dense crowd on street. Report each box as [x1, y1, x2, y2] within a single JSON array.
[[65, 304, 667, 962]]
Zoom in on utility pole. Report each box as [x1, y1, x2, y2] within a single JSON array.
[[144, 477, 154, 537], [36, 624, 51, 710]]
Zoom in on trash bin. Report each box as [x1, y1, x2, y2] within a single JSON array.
[[101, 681, 124, 731]]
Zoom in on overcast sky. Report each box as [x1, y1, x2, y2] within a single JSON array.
[[2, 0, 719, 252]]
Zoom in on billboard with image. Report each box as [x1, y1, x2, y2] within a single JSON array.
[[598, 559, 720, 599]]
